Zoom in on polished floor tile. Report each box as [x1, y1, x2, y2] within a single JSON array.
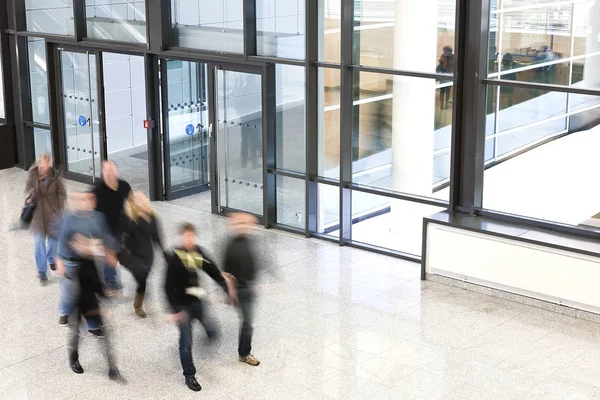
[[1, 167, 600, 399]]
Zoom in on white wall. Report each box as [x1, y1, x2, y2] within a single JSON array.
[[426, 223, 600, 314]]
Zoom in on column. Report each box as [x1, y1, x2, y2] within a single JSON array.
[[390, 0, 438, 238]]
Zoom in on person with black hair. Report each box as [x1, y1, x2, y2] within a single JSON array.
[[163, 222, 236, 392]]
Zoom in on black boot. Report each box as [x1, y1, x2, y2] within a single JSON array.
[[109, 369, 127, 384], [70, 360, 84, 374], [185, 376, 202, 392]]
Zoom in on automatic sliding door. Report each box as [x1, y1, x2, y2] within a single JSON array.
[[216, 68, 263, 216], [60, 50, 101, 180], [163, 60, 210, 197]]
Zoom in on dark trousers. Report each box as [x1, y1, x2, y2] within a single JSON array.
[[237, 286, 254, 357], [177, 300, 219, 378], [68, 259, 116, 370], [119, 251, 150, 294]]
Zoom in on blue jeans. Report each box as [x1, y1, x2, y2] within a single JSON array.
[[104, 263, 122, 289], [34, 233, 57, 278], [59, 260, 100, 330]]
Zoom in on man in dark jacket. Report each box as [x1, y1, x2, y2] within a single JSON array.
[[164, 222, 235, 392], [223, 212, 260, 367], [93, 160, 132, 294]]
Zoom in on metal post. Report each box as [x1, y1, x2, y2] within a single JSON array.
[[305, 0, 318, 237], [244, 0, 257, 58], [145, 54, 163, 201], [86, 51, 96, 180], [147, 0, 172, 51], [73, 0, 86, 41], [263, 62, 277, 227], [339, 0, 355, 244]]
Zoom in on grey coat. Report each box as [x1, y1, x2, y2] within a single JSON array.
[[25, 167, 66, 238]]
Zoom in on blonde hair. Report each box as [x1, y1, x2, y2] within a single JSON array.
[[125, 191, 156, 221]]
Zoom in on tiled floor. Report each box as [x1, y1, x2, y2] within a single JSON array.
[[2, 167, 600, 399]]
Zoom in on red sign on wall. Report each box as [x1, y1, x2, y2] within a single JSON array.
[[143, 120, 150, 129]]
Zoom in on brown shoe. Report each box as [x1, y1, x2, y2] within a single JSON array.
[[239, 354, 260, 366], [134, 293, 147, 318]]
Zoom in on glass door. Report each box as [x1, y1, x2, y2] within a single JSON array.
[[59, 49, 102, 181], [162, 60, 211, 199], [213, 67, 264, 216]]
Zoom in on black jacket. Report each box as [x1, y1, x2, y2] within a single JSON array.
[[224, 235, 257, 287], [164, 245, 227, 312], [118, 213, 163, 268]]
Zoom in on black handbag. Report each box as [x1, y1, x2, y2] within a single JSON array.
[[20, 200, 35, 225]]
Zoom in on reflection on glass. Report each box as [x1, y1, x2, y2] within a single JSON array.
[[318, 0, 340, 63], [318, 183, 338, 237], [257, 0, 305, 59], [318, 67, 340, 178], [217, 69, 263, 215], [86, 0, 147, 43], [497, 118, 567, 157], [276, 176, 305, 229], [166, 60, 210, 191], [61, 51, 101, 178], [352, 72, 452, 198], [103, 53, 148, 195], [276, 64, 305, 172], [353, 0, 456, 72], [28, 38, 50, 125], [490, 1, 600, 91], [498, 89, 567, 133], [350, 191, 445, 256], [25, 0, 74, 36], [171, 0, 244, 53], [34, 128, 52, 159]]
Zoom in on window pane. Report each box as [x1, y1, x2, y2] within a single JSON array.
[[490, 1, 600, 92], [319, 0, 340, 63], [354, 0, 456, 72], [276, 176, 305, 229], [498, 88, 567, 133], [34, 127, 52, 159], [28, 38, 50, 125], [352, 72, 451, 199], [25, 0, 74, 36], [483, 92, 600, 226], [276, 64, 305, 172], [86, 0, 147, 43], [318, 183, 339, 237], [351, 191, 445, 256], [171, 0, 244, 53], [257, 0, 305, 59], [319, 67, 340, 179]]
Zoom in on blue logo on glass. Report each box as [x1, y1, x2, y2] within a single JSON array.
[[186, 124, 195, 136], [78, 115, 87, 127]]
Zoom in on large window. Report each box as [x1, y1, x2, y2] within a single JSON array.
[[25, 0, 75, 36], [484, 0, 600, 228], [257, 0, 306, 59], [28, 38, 50, 126], [276, 64, 305, 172], [85, 0, 147, 43], [171, 0, 244, 53]]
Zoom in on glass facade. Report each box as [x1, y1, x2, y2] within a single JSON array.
[[484, 0, 600, 229], [2, 0, 599, 260], [25, 0, 75, 36], [86, 0, 147, 43]]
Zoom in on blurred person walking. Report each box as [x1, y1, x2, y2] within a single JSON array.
[[24, 153, 66, 285], [56, 190, 126, 382], [94, 160, 132, 295], [164, 222, 235, 392], [223, 212, 260, 367], [117, 191, 163, 318]]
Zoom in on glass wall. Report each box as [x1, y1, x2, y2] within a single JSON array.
[[276, 64, 305, 172], [28, 38, 50, 126], [25, 0, 75, 36], [85, 0, 147, 43], [257, 0, 305, 59], [171, 0, 244, 53], [484, 0, 600, 229]]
